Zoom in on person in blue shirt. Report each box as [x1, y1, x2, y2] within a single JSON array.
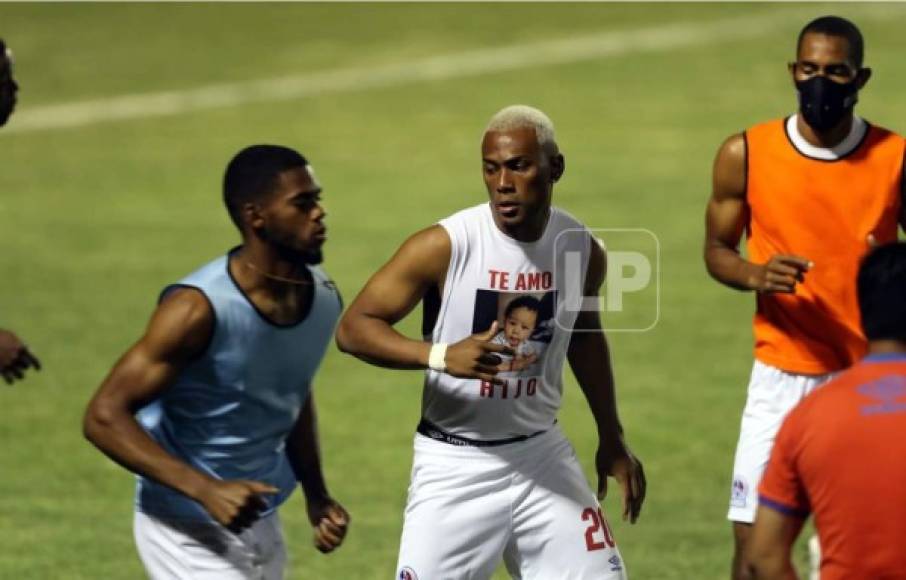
[[84, 144, 348, 579]]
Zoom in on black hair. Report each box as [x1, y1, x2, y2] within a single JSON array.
[[222, 144, 308, 229], [857, 242, 906, 343], [0, 38, 16, 128], [797, 16, 864, 68], [504, 295, 542, 320]]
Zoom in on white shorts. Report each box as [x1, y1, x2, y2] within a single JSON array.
[[134, 511, 286, 580], [727, 360, 834, 523], [396, 424, 627, 580]]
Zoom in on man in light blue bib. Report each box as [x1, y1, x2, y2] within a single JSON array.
[[84, 145, 348, 579]]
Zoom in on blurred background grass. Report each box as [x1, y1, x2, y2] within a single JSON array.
[[1, 3, 904, 578]]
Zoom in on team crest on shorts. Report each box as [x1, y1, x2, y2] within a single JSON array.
[[398, 566, 418, 580], [731, 476, 748, 507], [608, 554, 623, 572]]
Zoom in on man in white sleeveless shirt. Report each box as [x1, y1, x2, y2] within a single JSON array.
[[338, 106, 645, 579], [84, 145, 349, 579]]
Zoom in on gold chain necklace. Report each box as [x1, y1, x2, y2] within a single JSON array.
[[242, 261, 313, 285]]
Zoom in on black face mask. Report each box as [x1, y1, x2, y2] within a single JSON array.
[[796, 76, 859, 132]]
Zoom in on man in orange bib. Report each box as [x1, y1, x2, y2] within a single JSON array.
[[703, 15, 905, 579]]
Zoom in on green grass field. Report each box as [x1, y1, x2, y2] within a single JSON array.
[[1, 3, 904, 578]]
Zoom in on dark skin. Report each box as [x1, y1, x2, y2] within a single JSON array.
[[482, 127, 563, 242], [0, 41, 18, 127], [745, 506, 803, 580], [84, 166, 348, 551], [0, 329, 40, 385], [705, 32, 900, 580], [337, 126, 645, 522], [0, 44, 35, 384]]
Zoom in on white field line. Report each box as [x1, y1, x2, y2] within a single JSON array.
[[0, 9, 868, 135]]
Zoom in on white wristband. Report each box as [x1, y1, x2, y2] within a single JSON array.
[[428, 343, 448, 372]]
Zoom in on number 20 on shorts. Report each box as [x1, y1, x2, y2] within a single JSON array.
[[582, 507, 616, 551]]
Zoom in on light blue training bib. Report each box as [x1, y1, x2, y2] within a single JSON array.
[[136, 249, 341, 522]]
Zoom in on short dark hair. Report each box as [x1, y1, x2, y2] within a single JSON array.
[[857, 242, 906, 343], [222, 144, 308, 229], [797, 16, 864, 68], [504, 295, 541, 320]]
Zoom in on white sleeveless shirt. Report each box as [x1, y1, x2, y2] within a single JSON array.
[[423, 203, 592, 439]]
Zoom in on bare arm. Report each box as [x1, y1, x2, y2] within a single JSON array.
[[83, 288, 277, 529], [746, 505, 804, 579], [336, 226, 450, 369], [567, 239, 645, 523], [285, 393, 349, 553], [336, 225, 512, 382], [568, 240, 621, 437], [287, 394, 329, 502], [704, 134, 810, 293]]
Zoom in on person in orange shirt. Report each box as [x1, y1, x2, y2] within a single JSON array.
[[703, 15, 905, 579], [747, 242, 906, 579]]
